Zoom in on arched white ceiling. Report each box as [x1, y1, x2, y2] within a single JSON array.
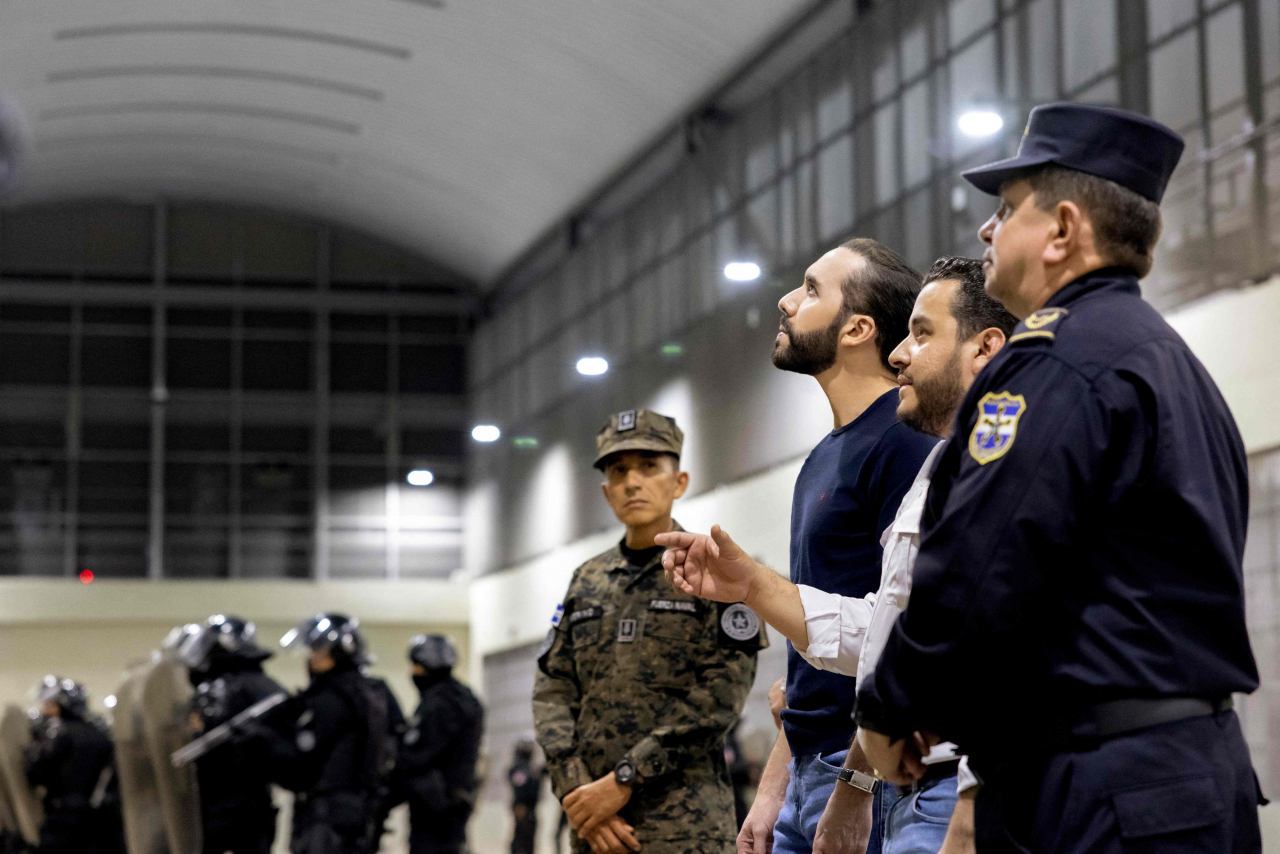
[[0, 0, 815, 285]]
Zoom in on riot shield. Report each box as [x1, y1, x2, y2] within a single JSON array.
[[0, 704, 43, 846], [140, 658, 201, 854], [113, 662, 168, 854]]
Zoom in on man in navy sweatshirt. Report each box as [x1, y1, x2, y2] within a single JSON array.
[[660, 238, 936, 854]]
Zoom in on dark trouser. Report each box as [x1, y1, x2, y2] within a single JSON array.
[[511, 803, 538, 854], [38, 807, 93, 854], [408, 803, 471, 854], [975, 710, 1262, 853], [206, 810, 277, 854], [291, 795, 369, 854]]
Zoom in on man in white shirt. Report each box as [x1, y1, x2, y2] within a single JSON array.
[[659, 257, 1016, 854]]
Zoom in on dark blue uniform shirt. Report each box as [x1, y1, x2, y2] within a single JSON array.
[[784, 388, 936, 756], [856, 268, 1259, 763]]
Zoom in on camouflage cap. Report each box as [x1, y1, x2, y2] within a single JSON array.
[[593, 409, 683, 469]]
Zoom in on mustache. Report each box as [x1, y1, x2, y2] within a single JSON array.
[[778, 315, 793, 336]]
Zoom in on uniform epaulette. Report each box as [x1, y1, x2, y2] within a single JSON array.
[[1008, 307, 1069, 345]]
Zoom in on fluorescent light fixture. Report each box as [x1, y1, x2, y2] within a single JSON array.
[[471, 424, 501, 442], [406, 469, 435, 486], [513, 437, 539, 448], [724, 262, 762, 282], [660, 342, 683, 356], [576, 357, 609, 376], [103, 695, 117, 709], [957, 110, 1004, 138]]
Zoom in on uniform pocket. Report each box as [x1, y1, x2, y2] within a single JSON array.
[[1112, 776, 1226, 847], [568, 603, 604, 645]]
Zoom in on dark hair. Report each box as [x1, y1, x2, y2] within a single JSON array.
[[837, 238, 922, 370], [1022, 165, 1163, 278], [923, 256, 1019, 340]]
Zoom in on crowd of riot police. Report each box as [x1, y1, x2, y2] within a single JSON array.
[[0, 613, 483, 854]]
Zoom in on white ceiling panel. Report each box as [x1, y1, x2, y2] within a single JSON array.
[[0, 0, 816, 285]]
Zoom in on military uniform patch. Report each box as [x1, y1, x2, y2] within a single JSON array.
[[617, 619, 637, 642], [649, 599, 698, 614], [536, 628, 556, 660], [720, 604, 760, 641], [550, 603, 564, 627], [617, 410, 637, 432], [969, 391, 1027, 464]]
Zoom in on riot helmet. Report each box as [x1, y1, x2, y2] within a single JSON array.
[[178, 614, 272, 675], [408, 634, 457, 672], [281, 612, 369, 667], [34, 675, 89, 720]]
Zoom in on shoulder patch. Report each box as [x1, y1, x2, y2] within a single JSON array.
[[968, 391, 1027, 465], [550, 603, 564, 628], [720, 603, 761, 642], [1008, 307, 1069, 345], [536, 628, 556, 661]]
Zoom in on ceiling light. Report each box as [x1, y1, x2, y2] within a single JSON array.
[[724, 262, 762, 282], [660, 343, 683, 356], [957, 110, 1004, 138], [576, 357, 609, 376], [472, 425, 501, 442], [513, 437, 539, 448], [103, 695, 117, 709], [406, 469, 435, 486]]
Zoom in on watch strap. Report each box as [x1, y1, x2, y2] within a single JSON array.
[[836, 767, 879, 794]]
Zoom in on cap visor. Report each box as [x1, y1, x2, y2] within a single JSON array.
[[961, 152, 1057, 195], [593, 440, 679, 469]]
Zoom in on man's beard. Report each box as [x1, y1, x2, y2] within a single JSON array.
[[898, 348, 965, 437], [771, 313, 843, 375]]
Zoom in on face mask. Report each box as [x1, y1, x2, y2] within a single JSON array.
[[413, 672, 445, 692]]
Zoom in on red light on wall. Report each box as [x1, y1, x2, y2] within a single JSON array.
[[79, 570, 94, 584]]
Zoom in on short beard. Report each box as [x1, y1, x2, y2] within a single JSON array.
[[898, 348, 965, 437], [771, 313, 844, 375]]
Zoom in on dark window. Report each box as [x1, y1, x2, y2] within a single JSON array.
[[168, 308, 234, 328], [81, 335, 151, 387], [0, 304, 73, 323], [330, 342, 387, 392], [244, 310, 312, 330], [401, 428, 466, 456], [81, 423, 150, 451], [167, 338, 232, 389], [83, 306, 151, 326], [77, 461, 150, 513], [332, 314, 388, 333], [0, 334, 70, 384], [399, 345, 465, 394], [400, 315, 460, 335], [330, 427, 385, 455], [242, 426, 310, 453], [242, 340, 311, 390], [168, 425, 230, 452]]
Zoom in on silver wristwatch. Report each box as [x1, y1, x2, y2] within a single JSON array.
[[836, 767, 879, 794]]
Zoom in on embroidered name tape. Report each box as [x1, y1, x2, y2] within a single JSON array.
[[569, 606, 603, 624], [649, 599, 698, 613]]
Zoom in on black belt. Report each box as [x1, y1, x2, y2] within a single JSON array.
[[897, 758, 960, 796], [1074, 696, 1232, 740]]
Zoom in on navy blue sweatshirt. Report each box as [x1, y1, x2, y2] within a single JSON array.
[[781, 388, 936, 756]]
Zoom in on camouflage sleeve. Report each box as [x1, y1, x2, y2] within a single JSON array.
[[623, 602, 764, 782], [532, 600, 593, 800]]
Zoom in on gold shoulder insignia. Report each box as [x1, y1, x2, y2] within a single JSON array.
[[1009, 307, 1069, 345]]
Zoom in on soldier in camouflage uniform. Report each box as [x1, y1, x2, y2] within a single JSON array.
[[533, 409, 766, 854]]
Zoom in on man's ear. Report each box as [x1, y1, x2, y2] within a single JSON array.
[[1044, 199, 1085, 266], [971, 328, 1006, 373], [673, 470, 690, 500], [840, 314, 877, 349]]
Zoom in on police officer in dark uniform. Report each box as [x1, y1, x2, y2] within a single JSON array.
[[854, 103, 1262, 852], [395, 634, 483, 854], [177, 614, 287, 854], [24, 677, 126, 854], [261, 613, 404, 854], [507, 739, 543, 854]]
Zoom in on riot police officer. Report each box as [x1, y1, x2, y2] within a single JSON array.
[[178, 614, 286, 854], [262, 613, 404, 854], [395, 634, 483, 854], [24, 677, 125, 854]]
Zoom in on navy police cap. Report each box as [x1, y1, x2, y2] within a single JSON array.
[[961, 102, 1185, 203]]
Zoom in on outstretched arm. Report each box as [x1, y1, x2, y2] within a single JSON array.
[[657, 525, 809, 651]]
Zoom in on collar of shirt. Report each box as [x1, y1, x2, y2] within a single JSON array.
[[1045, 266, 1140, 309], [605, 520, 684, 582]]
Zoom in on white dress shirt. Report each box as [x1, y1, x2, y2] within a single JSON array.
[[796, 441, 978, 792]]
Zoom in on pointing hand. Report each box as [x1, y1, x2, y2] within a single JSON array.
[[656, 525, 759, 604]]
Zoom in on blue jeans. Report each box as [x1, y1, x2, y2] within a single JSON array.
[[773, 750, 848, 854], [872, 773, 958, 854]]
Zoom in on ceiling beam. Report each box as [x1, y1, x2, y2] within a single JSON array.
[[0, 277, 477, 316]]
